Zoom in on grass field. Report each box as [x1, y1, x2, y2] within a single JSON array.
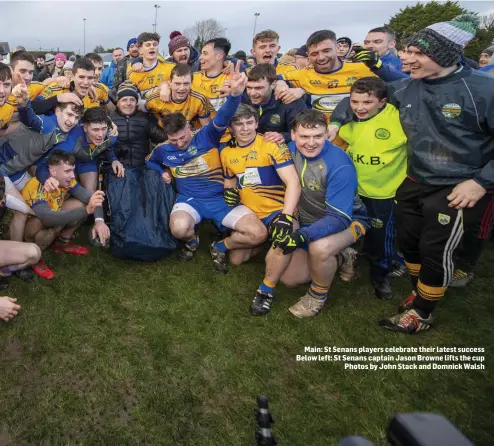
[[0, 225, 493, 445]]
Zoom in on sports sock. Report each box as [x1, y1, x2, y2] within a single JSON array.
[[186, 236, 199, 250], [308, 280, 330, 301], [214, 239, 230, 253], [55, 235, 71, 248], [258, 278, 276, 295]]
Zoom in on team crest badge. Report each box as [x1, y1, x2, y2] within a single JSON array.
[[247, 150, 258, 161], [441, 103, 461, 119], [375, 128, 390, 140], [438, 213, 451, 225], [269, 114, 281, 125], [307, 179, 321, 191], [345, 76, 357, 86], [187, 146, 197, 156]]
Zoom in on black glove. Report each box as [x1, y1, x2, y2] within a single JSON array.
[[269, 213, 294, 241], [272, 230, 305, 255], [352, 48, 382, 69], [224, 187, 240, 206]]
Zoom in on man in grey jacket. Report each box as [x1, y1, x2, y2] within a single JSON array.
[[331, 14, 494, 334]]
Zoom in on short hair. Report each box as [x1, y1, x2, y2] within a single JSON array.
[[253, 30, 280, 47], [84, 52, 103, 65], [114, 47, 124, 53], [204, 38, 231, 58], [368, 26, 396, 41], [350, 77, 387, 101], [161, 113, 187, 136], [82, 107, 110, 126], [56, 101, 85, 118], [48, 150, 76, 166], [0, 62, 12, 82], [148, 125, 168, 144], [231, 104, 259, 124], [36, 55, 45, 60], [72, 58, 95, 75], [10, 51, 35, 68], [170, 63, 193, 81], [307, 30, 337, 49], [247, 63, 277, 84], [292, 110, 328, 131], [138, 32, 161, 47]]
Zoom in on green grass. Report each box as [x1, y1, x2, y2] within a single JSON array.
[[0, 226, 493, 445]]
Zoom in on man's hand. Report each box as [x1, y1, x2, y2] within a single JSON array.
[[273, 80, 289, 100], [12, 82, 29, 106], [161, 171, 172, 184], [92, 220, 110, 246], [88, 86, 97, 102], [263, 132, 286, 144], [277, 88, 305, 104], [218, 79, 232, 98], [131, 62, 144, 72], [229, 61, 248, 97], [447, 179, 486, 209], [108, 121, 118, 137], [224, 187, 240, 206], [352, 48, 382, 69], [86, 191, 105, 214], [112, 160, 125, 178], [54, 76, 71, 89], [43, 177, 60, 193], [270, 213, 294, 241], [0, 297, 21, 322], [57, 92, 83, 107], [327, 124, 340, 142], [221, 60, 234, 75], [159, 82, 171, 102], [272, 230, 305, 255]]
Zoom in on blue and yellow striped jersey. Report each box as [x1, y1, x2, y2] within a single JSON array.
[[0, 102, 15, 130], [40, 82, 110, 110], [145, 88, 211, 128], [22, 177, 79, 211], [127, 59, 175, 96], [220, 134, 293, 219]]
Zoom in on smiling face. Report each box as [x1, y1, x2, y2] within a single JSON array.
[[403, 45, 445, 79], [55, 104, 81, 132], [246, 77, 271, 105], [230, 116, 258, 145], [199, 43, 223, 72], [479, 52, 491, 68], [117, 96, 137, 116], [12, 60, 34, 87], [252, 39, 280, 65], [350, 91, 385, 120], [73, 68, 95, 97], [291, 124, 327, 158], [308, 39, 339, 73], [49, 162, 76, 189], [167, 124, 193, 150]]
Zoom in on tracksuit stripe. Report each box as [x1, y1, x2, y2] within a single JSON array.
[[442, 210, 464, 287]]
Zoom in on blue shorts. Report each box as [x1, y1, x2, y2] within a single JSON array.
[[298, 220, 367, 251], [75, 160, 98, 175], [172, 195, 252, 231], [260, 210, 281, 229]]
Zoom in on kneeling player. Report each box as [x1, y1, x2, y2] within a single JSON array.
[[220, 104, 301, 265], [22, 150, 109, 279], [146, 64, 267, 272], [250, 110, 368, 317]]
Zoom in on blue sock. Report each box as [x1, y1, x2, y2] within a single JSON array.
[[186, 236, 198, 249], [258, 279, 275, 295], [214, 240, 230, 253]]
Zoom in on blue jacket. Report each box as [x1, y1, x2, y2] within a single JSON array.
[[100, 61, 117, 89], [381, 52, 402, 71]]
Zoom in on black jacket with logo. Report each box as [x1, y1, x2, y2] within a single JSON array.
[[242, 92, 308, 143]]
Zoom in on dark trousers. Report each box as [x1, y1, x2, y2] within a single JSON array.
[[454, 195, 494, 273], [395, 178, 492, 313], [361, 196, 396, 282]]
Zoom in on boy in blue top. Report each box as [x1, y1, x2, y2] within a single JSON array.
[[250, 110, 369, 318]]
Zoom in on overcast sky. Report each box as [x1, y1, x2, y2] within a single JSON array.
[[1, 1, 493, 55]]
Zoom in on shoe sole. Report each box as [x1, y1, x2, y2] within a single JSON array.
[[289, 307, 322, 318]]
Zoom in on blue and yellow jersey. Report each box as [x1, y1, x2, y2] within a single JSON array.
[[145, 88, 210, 128], [146, 126, 226, 199], [220, 134, 293, 219], [40, 81, 109, 110], [280, 62, 374, 121], [22, 177, 79, 211], [127, 59, 176, 96], [0, 101, 15, 130], [191, 71, 230, 115], [275, 63, 300, 76], [8, 82, 46, 107], [339, 104, 407, 199]]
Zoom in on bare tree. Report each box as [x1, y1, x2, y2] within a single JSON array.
[[183, 19, 227, 51]]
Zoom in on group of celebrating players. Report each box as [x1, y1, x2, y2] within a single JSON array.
[[0, 12, 493, 336]]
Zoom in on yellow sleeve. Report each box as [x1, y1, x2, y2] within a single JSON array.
[[191, 91, 211, 118], [41, 83, 65, 99], [280, 68, 304, 89], [269, 142, 293, 167], [220, 148, 234, 178], [95, 83, 110, 105], [22, 180, 45, 206], [0, 102, 15, 128], [145, 89, 164, 114], [28, 82, 46, 100]]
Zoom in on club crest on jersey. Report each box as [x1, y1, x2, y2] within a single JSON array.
[[269, 114, 281, 125], [441, 103, 461, 119], [370, 218, 383, 228], [345, 76, 358, 86], [438, 213, 451, 225], [247, 150, 258, 161], [375, 128, 390, 140], [187, 146, 197, 156], [307, 179, 321, 191]]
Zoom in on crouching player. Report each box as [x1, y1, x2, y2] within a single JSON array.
[[250, 110, 368, 317], [21, 150, 109, 279], [220, 104, 301, 266]]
